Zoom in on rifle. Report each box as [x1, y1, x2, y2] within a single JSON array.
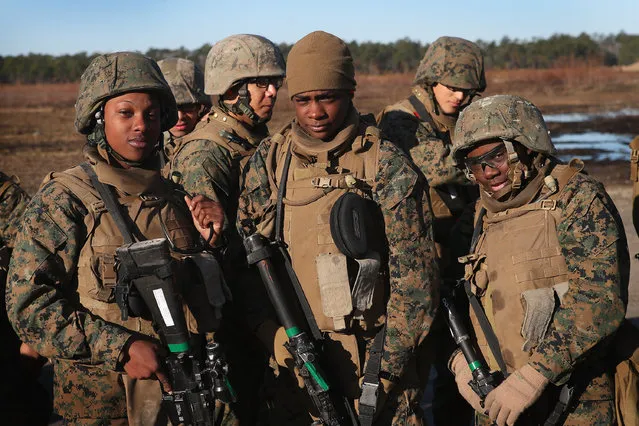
[[116, 238, 235, 426], [244, 233, 355, 426], [441, 288, 502, 404]]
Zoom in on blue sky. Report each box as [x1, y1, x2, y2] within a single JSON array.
[[1, 0, 637, 56]]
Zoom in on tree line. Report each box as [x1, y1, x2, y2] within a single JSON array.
[[1, 32, 638, 84]]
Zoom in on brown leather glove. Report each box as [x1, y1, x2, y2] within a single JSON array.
[[449, 350, 485, 413], [484, 364, 549, 426]]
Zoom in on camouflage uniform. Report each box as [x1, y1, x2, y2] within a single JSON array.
[[0, 172, 51, 425], [378, 36, 486, 425], [630, 136, 639, 238], [377, 36, 485, 263], [237, 107, 440, 424], [157, 57, 211, 161], [163, 35, 286, 425], [5, 52, 223, 425], [451, 95, 629, 425]]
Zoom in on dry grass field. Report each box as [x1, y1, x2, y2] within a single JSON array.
[[3, 66, 638, 320], [2, 66, 639, 194], [2, 67, 639, 426]]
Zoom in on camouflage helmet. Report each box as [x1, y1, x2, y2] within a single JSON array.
[[413, 36, 486, 92], [204, 34, 286, 95], [157, 58, 210, 106], [451, 95, 556, 165], [75, 52, 177, 134]]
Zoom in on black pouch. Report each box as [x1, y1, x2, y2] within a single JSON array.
[[330, 192, 373, 259]]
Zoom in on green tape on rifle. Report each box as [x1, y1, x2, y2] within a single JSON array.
[[168, 341, 190, 353], [468, 360, 481, 372], [305, 361, 329, 391], [225, 377, 237, 399], [286, 326, 301, 338]]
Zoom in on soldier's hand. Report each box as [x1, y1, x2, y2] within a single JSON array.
[[124, 339, 172, 393], [449, 351, 485, 413], [185, 195, 224, 246], [19, 342, 47, 380], [483, 364, 549, 426]]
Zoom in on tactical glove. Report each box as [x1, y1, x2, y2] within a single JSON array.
[[484, 364, 549, 426], [449, 350, 485, 413]]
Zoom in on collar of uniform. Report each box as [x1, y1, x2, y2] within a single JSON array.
[[411, 85, 457, 137], [208, 105, 269, 148], [289, 107, 360, 164], [84, 145, 165, 197]]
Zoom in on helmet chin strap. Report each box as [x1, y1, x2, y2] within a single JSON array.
[[492, 140, 530, 201], [221, 81, 266, 126]]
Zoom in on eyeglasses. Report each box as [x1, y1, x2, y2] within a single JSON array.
[[464, 143, 508, 174], [247, 77, 284, 89], [177, 104, 200, 113], [442, 84, 476, 99]]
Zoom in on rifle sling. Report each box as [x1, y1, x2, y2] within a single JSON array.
[[274, 147, 324, 342], [80, 162, 135, 245], [463, 207, 510, 376], [358, 323, 387, 426]]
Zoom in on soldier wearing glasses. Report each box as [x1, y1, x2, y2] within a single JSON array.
[[162, 34, 286, 425]]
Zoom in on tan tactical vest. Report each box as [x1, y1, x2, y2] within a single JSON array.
[[164, 107, 260, 180], [44, 164, 199, 335], [466, 162, 582, 372], [265, 124, 387, 334]]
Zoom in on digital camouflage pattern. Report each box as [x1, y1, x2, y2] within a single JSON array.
[[454, 94, 629, 424], [0, 173, 50, 426], [0, 172, 30, 248], [630, 135, 639, 237], [471, 170, 628, 425], [378, 58, 479, 426], [4, 144, 224, 423], [164, 105, 271, 425], [378, 85, 469, 189], [204, 34, 285, 95], [157, 57, 210, 106], [452, 94, 557, 164], [237, 112, 440, 423], [74, 51, 177, 134], [413, 36, 486, 91], [165, 105, 268, 231], [5, 169, 136, 422]]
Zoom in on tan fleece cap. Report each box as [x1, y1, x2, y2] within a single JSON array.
[[286, 31, 356, 98]]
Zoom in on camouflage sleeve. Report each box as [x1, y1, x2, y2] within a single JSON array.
[[237, 138, 276, 238], [0, 174, 30, 248], [409, 125, 467, 188], [528, 175, 628, 384], [171, 139, 235, 230], [373, 140, 440, 378], [5, 181, 132, 371], [378, 110, 467, 187], [630, 135, 639, 237]]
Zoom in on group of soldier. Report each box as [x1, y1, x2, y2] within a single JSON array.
[[0, 30, 635, 426]]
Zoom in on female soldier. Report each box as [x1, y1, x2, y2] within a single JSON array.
[[6, 52, 224, 425]]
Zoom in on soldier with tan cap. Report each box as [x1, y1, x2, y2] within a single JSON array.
[[238, 30, 439, 425], [163, 34, 286, 424], [450, 94, 628, 425]]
